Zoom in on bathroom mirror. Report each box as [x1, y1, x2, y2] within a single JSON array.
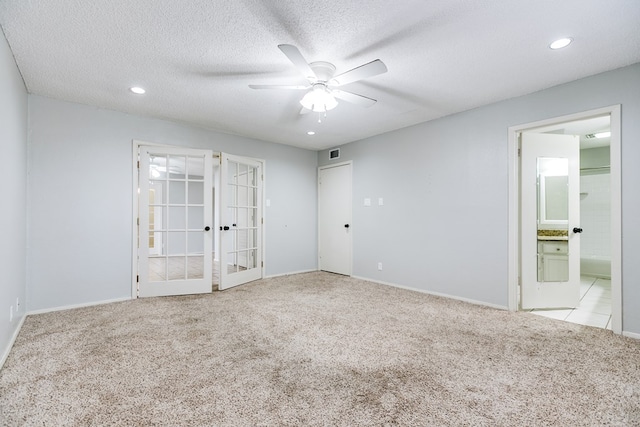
[[538, 158, 568, 224], [537, 157, 569, 282]]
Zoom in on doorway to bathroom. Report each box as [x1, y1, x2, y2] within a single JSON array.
[[507, 106, 621, 334]]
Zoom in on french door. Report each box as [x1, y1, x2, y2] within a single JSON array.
[[219, 153, 263, 290], [138, 146, 213, 297], [521, 133, 580, 309]]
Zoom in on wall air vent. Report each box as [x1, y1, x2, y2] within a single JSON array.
[[329, 148, 340, 160]]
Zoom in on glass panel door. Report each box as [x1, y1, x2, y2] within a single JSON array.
[[138, 146, 213, 297], [219, 153, 262, 290]]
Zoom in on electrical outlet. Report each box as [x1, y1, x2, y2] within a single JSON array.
[[9, 306, 13, 322], [377, 262, 383, 271]]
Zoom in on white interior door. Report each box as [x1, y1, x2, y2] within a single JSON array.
[[219, 153, 263, 290], [138, 146, 213, 297], [521, 133, 580, 309], [318, 163, 352, 275]]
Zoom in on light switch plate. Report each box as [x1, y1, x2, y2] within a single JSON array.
[[364, 198, 371, 206]]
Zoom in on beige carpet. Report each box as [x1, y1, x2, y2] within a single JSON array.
[[1, 272, 639, 426]]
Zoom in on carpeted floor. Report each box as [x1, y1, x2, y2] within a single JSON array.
[[1, 272, 639, 426]]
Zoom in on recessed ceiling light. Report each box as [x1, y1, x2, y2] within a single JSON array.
[[594, 131, 611, 139], [307, 131, 316, 135], [130, 86, 146, 95], [549, 38, 573, 50]]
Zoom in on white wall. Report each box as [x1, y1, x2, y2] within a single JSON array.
[[318, 63, 640, 335], [0, 29, 27, 364], [27, 96, 318, 312]]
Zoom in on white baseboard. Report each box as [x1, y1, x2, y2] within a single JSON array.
[[265, 269, 318, 279], [622, 331, 640, 340], [27, 297, 132, 316], [351, 275, 509, 311], [0, 314, 26, 371]]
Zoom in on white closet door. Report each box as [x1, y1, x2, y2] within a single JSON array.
[[318, 163, 352, 276]]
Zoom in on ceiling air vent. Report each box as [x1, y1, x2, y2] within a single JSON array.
[[329, 148, 340, 160], [585, 134, 596, 139]]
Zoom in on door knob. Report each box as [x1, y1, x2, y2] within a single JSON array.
[[573, 227, 583, 233], [204, 226, 211, 231], [223, 226, 230, 231], [344, 224, 350, 228]]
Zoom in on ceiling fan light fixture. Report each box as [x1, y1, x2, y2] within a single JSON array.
[[300, 84, 338, 112]]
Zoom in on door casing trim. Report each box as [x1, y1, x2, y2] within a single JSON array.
[[507, 105, 622, 334]]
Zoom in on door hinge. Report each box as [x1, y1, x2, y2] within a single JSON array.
[[261, 261, 264, 268], [137, 275, 139, 283], [137, 217, 139, 226], [137, 160, 140, 169], [518, 148, 521, 157], [261, 218, 264, 224]]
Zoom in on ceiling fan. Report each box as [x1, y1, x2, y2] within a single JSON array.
[[249, 44, 387, 115]]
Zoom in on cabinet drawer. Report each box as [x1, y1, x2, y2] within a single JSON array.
[[540, 241, 568, 254]]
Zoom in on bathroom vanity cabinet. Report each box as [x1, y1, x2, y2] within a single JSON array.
[[537, 240, 569, 282]]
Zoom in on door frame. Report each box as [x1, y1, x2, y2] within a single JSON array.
[[507, 105, 622, 334], [131, 141, 267, 297], [318, 161, 353, 276]]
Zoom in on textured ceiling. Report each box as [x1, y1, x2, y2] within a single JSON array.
[[1, 0, 639, 151]]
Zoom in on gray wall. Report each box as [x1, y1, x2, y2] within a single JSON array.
[[27, 96, 318, 312], [0, 30, 27, 363], [319, 63, 640, 335]]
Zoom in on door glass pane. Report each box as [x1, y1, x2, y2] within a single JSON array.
[[187, 256, 204, 279], [188, 181, 204, 204], [188, 206, 204, 230], [168, 231, 186, 255], [169, 156, 187, 179], [187, 231, 204, 253], [248, 249, 257, 269], [149, 156, 167, 180], [149, 181, 166, 204], [149, 257, 166, 281], [239, 163, 248, 187], [187, 157, 204, 180], [169, 181, 186, 204], [168, 256, 186, 280], [537, 157, 569, 282], [168, 206, 185, 229], [227, 251, 237, 273], [237, 229, 248, 250]]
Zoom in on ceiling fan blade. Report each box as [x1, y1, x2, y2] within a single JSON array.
[[278, 44, 317, 82], [330, 59, 387, 86], [249, 84, 309, 90], [299, 107, 311, 115], [332, 90, 377, 108]]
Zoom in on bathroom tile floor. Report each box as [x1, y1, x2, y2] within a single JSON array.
[[529, 276, 612, 329]]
